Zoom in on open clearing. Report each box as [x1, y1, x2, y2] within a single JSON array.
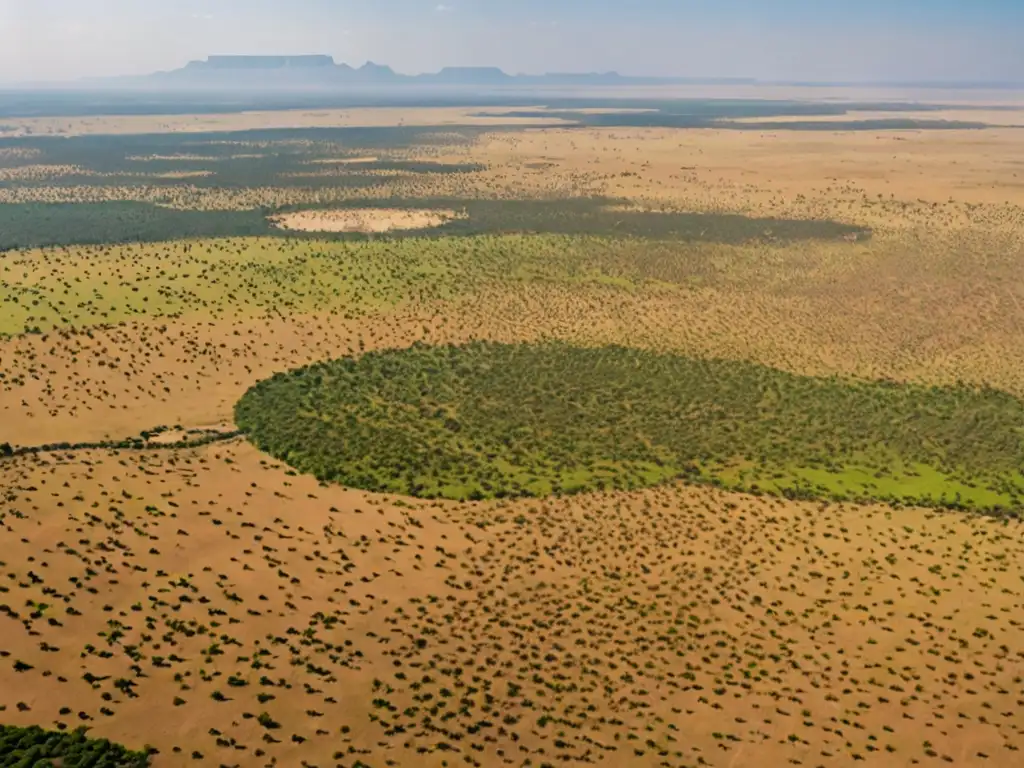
[[308, 156, 381, 165], [2, 96, 1024, 767], [726, 108, 1024, 127], [268, 207, 464, 233]]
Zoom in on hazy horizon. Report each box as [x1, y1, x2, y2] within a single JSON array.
[[2, 0, 1024, 85]]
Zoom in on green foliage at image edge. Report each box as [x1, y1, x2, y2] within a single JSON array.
[[0, 724, 150, 767]]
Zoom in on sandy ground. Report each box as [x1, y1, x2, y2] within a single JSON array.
[[466, 124, 1024, 218], [728, 108, 1024, 126], [268, 207, 463, 233], [2, 102, 1024, 767], [4, 440, 1024, 768], [5, 240, 1024, 447], [4, 115, 1023, 223], [0, 106, 571, 138], [3, 85, 1024, 138], [307, 156, 380, 165]]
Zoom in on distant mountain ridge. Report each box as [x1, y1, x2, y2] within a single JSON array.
[[98, 55, 754, 89], [195, 55, 338, 70]]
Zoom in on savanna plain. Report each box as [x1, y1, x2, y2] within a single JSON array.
[[3, 93, 1024, 768]]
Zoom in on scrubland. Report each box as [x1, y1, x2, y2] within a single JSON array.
[[2, 96, 1024, 767]]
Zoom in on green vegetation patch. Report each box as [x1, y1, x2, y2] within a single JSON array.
[[0, 232, 860, 335], [236, 341, 1024, 511], [0, 202, 270, 250], [280, 197, 867, 242], [0, 196, 867, 252], [0, 725, 150, 767], [0, 125, 483, 172]]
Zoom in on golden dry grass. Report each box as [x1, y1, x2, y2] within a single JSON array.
[[11, 108, 1022, 221], [3, 103, 1024, 767], [0, 107, 571, 138], [3, 442, 1024, 767], [5, 228, 1024, 447], [468, 125, 1024, 224], [727, 108, 1024, 126], [307, 156, 381, 165]]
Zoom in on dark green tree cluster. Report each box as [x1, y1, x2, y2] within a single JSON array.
[[0, 196, 867, 252], [272, 196, 869, 243], [0, 203, 268, 251], [0, 725, 150, 767], [235, 341, 1024, 510]]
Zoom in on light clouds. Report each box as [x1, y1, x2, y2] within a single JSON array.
[[0, 0, 1021, 83]]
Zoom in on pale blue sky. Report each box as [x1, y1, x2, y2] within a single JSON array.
[[2, 0, 1022, 83]]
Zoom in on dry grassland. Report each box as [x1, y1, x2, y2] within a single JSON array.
[[308, 157, 381, 165], [3, 442, 1024, 767], [13, 115, 1012, 223], [5, 261, 1024, 448], [0, 107, 570, 138], [3, 102, 1024, 766], [728, 109, 1024, 127], [468, 124, 1024, 222], [11, 107, 1021, 219]]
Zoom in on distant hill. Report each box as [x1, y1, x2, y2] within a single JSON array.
[[92, 55, 755, 90], [196, 55, 338, 70]]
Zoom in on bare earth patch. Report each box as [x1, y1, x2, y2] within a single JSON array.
[[307, 155, 380, 165], [144, 422, 238, 445], [151, 170, 216, 179], [126, 153, 267, 162], [268, 207, 464, 233]]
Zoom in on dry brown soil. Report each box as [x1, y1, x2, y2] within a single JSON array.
[[3, 442, 1024, 768], [3, 101, 1024, 767]]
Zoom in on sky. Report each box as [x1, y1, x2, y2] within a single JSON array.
[[1, 0, 1023, 83]]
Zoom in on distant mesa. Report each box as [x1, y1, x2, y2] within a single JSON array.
[[71, 55, 1024, 91], [189, 54, 338, 70], [98, 55, 756, 89], [429, 66, 512, 84], [360, 61, 397, 77], [543, 71, 625, 84]]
